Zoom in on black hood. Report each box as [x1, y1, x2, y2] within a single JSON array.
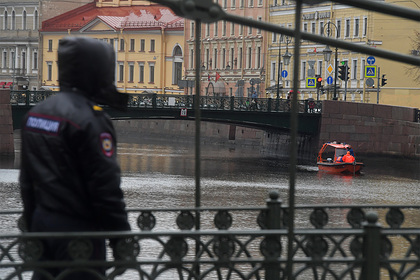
[[58, 36, 128, 110]]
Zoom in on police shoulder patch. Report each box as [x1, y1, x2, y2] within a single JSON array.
[[100, 132, 114, 157]]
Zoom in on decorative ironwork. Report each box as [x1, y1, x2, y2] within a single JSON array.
[[68, 239, 93, 260], [214, 210, 233, 230], [310, 208, 329, 229], [18, 238, 43, 261], [385, 207, 404, 228], [176, 210, 195, 230], [164, 236, 188, 260], [347, 208, 366, 229], [213, 235, 236, 261], [114, 237, 140, 261], [137, 211, 156, 231], [260, 236, 281, 258], [305, 235, 329, 259]]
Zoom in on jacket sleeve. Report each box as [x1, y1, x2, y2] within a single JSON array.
[[75, 116, 131, 232], [19, 131, 35, 231]]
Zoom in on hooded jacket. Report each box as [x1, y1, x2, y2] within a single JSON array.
[[19, 37, 130, 232]]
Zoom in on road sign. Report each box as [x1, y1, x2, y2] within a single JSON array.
[[365, 66, 377, 78], [327, 64, 334, 74], [366, 78, 374, 87], [326, 76, 333, 85], [306, 77, 316, 88], [281, 70, 288, 78], [367, 56, 376, 65], [180, 108, 188, 117]]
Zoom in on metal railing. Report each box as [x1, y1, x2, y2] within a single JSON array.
[[1, 192, 420, 279], [4, 0, 420, 279], [10, 91, 323, 114]]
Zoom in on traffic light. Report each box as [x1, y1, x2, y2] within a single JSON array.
[[381, 74, 387, 87], [316, 75, 323, 88], [338, 63, 349, 81]]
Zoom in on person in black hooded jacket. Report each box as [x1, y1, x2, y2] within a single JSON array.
[[19, 36, 131, 280]]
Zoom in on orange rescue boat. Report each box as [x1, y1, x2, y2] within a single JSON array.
[[317, 142, 364, 174]]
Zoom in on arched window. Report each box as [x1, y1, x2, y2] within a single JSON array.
[[34, 10, 39, 30], [172, 45, 183, 85], [11, 11, 16, 30], [4, 11, 8, 30], [23, 10, 27, 30]]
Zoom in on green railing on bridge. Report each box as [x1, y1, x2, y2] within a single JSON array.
[[1, 192, 420, 279]]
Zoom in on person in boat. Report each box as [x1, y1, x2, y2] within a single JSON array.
[[347, 146, 355, 156], [342, 151, 356, 163], [336, 155, 344, 162]]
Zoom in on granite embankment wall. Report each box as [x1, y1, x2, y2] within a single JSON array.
[[0, 89, 14, 156], [319, 101, 420, 158], [113, 119, 318, 161]]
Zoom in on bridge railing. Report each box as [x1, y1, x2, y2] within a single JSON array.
[[11, 91, 322, 114], [1, 192, 420, 279]]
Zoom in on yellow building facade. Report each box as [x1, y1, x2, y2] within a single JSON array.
[[40, 0, 185, 95], [268, 0, 420, 108]]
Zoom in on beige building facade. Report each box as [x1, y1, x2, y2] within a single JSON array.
[[183, 0, 268, 98], [268, 0, 420, 108], [40, 0, 184, 94]]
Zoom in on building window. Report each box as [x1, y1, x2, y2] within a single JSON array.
[[303, 22, 308, 33], [257, 17, 262, 34], [230, 47, 234, 68], [223, 0, 227, 9], [363, 17, 368, 37], [139, 63, 144, 83], [270, 61, 276, 81], [120, 39, 125, 51], [140, 39, 145, 51], [319, 21, 324, 35], [206, 23, 210, 37], [119, 63, 124, 81], [240, 0, 244, 8], [214, 48, 218, 69], [22, 52, 26, 73], [249, 0, 254, 7], [33, 51, 38, 70], [301, 61, 306, 80], [231, 22, 235, 36], [190, 22, 194, 38], [130, 39, 135, 51], [149, 63, 155, 83], [47, 62, 52, 81], [336, 20, 341, 38], [3, 11, 7, 30], [48, 40, 53, 52], [2, 52, 7, 68], [352, 59, 357, 79], [239, 25, 243, 35], [311, 22, 316, 34], [272, 33, 277, 43], [214, 22, 218, 36], [248, 19, 253, 34], [34, 10, 38, 30], [247, 47, 252, 68], [354, 18, 359, 37], [128, 64, 134, 82], [257, 46, 261, 68], [222, 48, 226, 69], [23, 10, 27, 30], [150, 39, 155, 52], [232, 0, 236, 8], [11, 11, 16, 30], [222, 21, 226, 36], [190, 49, 194, 69], [239, 47, 243, 68], [345, 19, 350, 38]]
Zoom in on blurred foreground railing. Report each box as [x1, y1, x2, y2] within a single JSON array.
[[1, 192, 420, 280]]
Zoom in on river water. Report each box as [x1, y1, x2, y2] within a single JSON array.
[[1, 135, 420, 279]]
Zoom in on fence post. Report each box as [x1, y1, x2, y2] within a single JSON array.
[[152, 93, 157, 108], [362, 212, 381, 280], [265, 191, 282, 280]]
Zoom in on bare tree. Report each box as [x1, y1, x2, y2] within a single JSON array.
[[406, 30, 420, 83]]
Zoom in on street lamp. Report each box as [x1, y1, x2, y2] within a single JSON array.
[[277, 36, 292, 99], [322, 22, 339, 100]]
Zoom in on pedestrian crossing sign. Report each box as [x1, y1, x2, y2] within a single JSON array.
[[365, 66, 377, 78], [306, 77, 316, 88]]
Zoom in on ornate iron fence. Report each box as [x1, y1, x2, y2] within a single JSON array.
[[10, 91, 322, 114], [1, 192, 420, 279]]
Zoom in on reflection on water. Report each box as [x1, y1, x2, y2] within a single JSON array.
[[1, 139, 420, 279]]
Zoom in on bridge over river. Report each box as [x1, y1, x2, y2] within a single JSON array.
[[9, 91, 322, 134]]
